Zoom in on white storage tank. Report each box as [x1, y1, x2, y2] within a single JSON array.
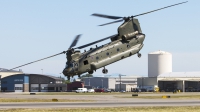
[[148, 50, 172, 77]]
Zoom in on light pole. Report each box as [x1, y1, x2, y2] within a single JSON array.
[[59, 73, 62, 79]]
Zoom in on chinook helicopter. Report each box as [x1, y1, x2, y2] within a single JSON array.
[[11, 1, 187, 80]]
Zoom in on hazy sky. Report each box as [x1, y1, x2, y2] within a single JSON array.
[[1, 0, 200, 78]]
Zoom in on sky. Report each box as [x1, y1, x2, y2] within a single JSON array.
[[0, 0, 200, 78]]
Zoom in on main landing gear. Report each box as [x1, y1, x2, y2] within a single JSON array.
[[137, 52, 142, 58], [102, 67, 108, 74]]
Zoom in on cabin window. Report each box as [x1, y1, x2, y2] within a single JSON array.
[[96, 56, 99, 60], [117, 48, 120, 52], [83, 60, 88, 65], [127, 45, 130, 48], [106, 52, 109, 56]]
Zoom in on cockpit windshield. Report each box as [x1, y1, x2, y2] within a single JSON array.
[[65, 64, 68, 68], [65, 63, 74, 69], [69, 63, 73, 67]]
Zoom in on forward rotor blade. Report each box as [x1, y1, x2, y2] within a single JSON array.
[[132, 1, 188, 18], [99, 19, 124, 26], [69, 34, 81, 49], [10, 51, 66, 70], [92, 13, 123, 20], [75, 34, 118, 49]]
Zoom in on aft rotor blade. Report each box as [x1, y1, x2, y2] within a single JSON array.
[[69, 34, 81, 49], [75, 34, 118, 49], [10, 51, 66, 70], [132, 1, 188, 18], [92, 13, 123, 20], [99, 19, 124, 26]]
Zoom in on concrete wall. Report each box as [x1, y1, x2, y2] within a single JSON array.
[[137, 77, 158, 87], [83, 77, 109, 89], [23, 84, 29, 92], [29, 74, 56, 84], [83, 77, 138, 90], [115, 84, 136, 91], [108, 78, 115, 89]]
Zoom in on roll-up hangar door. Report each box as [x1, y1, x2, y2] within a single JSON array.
[[31, 84, 39, 92], [15, 84, 23, 92]]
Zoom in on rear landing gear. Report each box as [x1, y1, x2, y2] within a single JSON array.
[[137, 53, 141, 58], [102, 67, 108, 74]]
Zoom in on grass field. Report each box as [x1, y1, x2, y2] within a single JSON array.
[[1, 106, 200, 112], [31, 92, 128, 95], [27, 92, 176, 95], [117, 95, 200, 99], [0, 98, 92, 102]]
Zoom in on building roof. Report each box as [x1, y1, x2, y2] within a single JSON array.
[[1, 73, 63, 81], [149, 50, 171, 55], [158, 72, 200, 78], [0, 68, 22, 72], [26, 74, 63, 80], [83, 76, 139, 79]]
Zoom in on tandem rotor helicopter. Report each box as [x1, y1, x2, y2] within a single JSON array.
[[11, 1, 187, 80]]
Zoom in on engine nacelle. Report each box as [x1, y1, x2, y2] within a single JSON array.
[[71, 50, 81, 60], [121, 31, 139, 41]]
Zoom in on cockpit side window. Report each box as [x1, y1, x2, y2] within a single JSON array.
[[70, 63, 74, 67], [133, 23, 138, 31], [84, 60, 88, 65], [65, 64, 68, 68]]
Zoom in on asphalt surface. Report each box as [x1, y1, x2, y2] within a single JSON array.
[[1, 101, 200, 108], [1, 92, 200, 108]]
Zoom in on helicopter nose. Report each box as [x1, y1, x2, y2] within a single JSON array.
[[62, 67, 73, 76]]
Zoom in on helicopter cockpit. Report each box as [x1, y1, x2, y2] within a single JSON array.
[[63, 62, 75, 76]]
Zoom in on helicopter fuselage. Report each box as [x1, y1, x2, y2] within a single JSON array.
[[63, 18, 145, 79]]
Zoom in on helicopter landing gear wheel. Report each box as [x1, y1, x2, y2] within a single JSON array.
[[137, 53, 142, 58], [102, 67, 108, 74]]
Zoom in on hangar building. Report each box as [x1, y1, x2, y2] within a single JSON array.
[[82, 76, 138, 91], [1, 73, 67, 92], [137, 50, 200, 92]]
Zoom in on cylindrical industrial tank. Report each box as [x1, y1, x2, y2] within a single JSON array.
[[148, 50, 172, 77]]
